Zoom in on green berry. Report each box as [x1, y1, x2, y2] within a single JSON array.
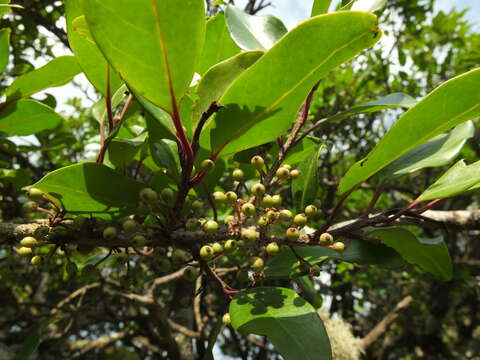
[[18, 246, 33, 256], [319, 232, 333, 245], [224, 215, 235, 224], [276, 167, 290, 180], [279, 209, 293, 221], [271, 195, 282, 207], [266, 210, 277, 221], [212, 242, 224, 254], [203, 220, 219, 234], [213, 191, 227, 204], [293, 213, 308, 227], [286, 227, 300, 242], [200, 245, 215, 260], [20, 236, 39, 248], [185, 218, 200, 231], [183, 266, 199, 281], [242, 228, 258, 242], [232, 168, 244, 181], [103, 226, 118, 240], [283, 164, 292, 170], [261, 195, 274, 208], [158, 257, 172, 272], [289, 169, 301, 179], [257, 216, 269, 228], [222, 313, 231, 325], [30, 255, 42, 266], [139, 188, 158, 204], [225, 191, 238, 203], [249, 256, 264, 273], [27, 188, 44, 201], [22, 201, 38, 214], [73, 216, 87, 228], [192, 200, 204, 212], [133, 235, 147, 247], [266, 242, 280, 255], [250, 183, 266, 196], [161, 188, 175, 205], [305, 205, 318, 218], [241, 203, 256, 216], [331, 242, 345, 252], [251, 155, 264, 170], [171, 249, 189, 264], [122, 219, 138, 234], [201, 159, 215, 173], [115, 252, 128, 264], [224, 239, 237, 252]]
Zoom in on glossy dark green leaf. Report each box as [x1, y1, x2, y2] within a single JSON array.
[[0, 99, 62, 135], [292, 144, 324, 210], [339, 68, 480, 195], [230, 287, 332, 360], [82, 0, 205, 113], [197, 12, 241, 75], [32, 163, 145, 214], [5, 56, 80, 103], [192, 51, 263, 130], [295, 276, 323, 308], [225, 5, 288, 51], [417, 159, 480, 201], [202, 12, 381, 157], [265, 239, 405, 279], [378, 121, 474, 180], [65, 0, 122, 96], [311, 0, 332, 16], [370, 227, 452, 280], [0, 28, 10, 73]]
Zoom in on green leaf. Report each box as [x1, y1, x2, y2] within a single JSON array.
[[5, 56, 81, 103], [271, 136, 321, 165], [197, 12, 241, 75], [378, 121, 474, 181], [107, 138, 144, 169], [0, 0, 11, 17], [0, 99, 62, 135], [295, 276, 323, 308], [13, 324, 45, 360], [351, 0, 388, 13], [311, 0, 332, 16], [230, 287, 332, 360], [0, 28, 10, 73], [150, 139, 181, 180], [31, 163, 145, 214], [192, 51, 263, 129], [265, 239, 404, 279], [82, 0, 205, 113], [138, 94, 176, 141], [339, 68, 480, 195], [65, 0, 122, 96], [91, 84, 128, 126], [292, 144, 324, 210], [201, 320, 223, 360], [202, 12, 381, 157], [417, 159, 480, 201], [0, 168, 31, 191], [370, 227, 452, 280], [225, 5, 288, 51]]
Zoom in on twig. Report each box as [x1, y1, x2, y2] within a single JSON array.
[[192, 101, 223, 154]]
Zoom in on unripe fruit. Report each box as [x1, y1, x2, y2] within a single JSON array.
[[27, 187, 44, 201], [242, 228, 258, 242], [289, 169, 301, 179], [22, 201, 38, 213], [279, 209, 293, 221], [276, 167, 290, 180], [249, 256, 264, 273], [203, 220, 219, 234], [271, 195, 282, 207], [183, 266, 199, 281], [266, 210, 277, 221], [250, 183, 266, 196], [331, 241, 345, 252], [310, 264, 321, 277], [158, 257, 172, 272], [305, 205, 318, 218], [200, 245, 215, 260], [241, 203, 255, 216], [185, 218, 200, 231], [266, 242, 280, 255], [122, 219, 138, 234], [18, 246, 33, 256], [103, 226, 117, 240], [293, 213, 308, 227], [213, 191, 227, 204], [286, 227, 300, 242], [115, 252, 128, 264], [224, 239, 237, 252], [319, 232, 333, 245], [30, 255, 42, 265], [283, 164, 292, 170], [161, 188, 175, 204], [212, 242, 224, 254], [136, 201, 150, 214], [224, 215, 235, 224], [20, 236, 39, 248], [139, 188, 158, 203], [232, 168, 244, 181], [236, 269, 249, 283], [257, 216, 269, 228], [250, 155, 264, 170], [225, 191, 238, 203], [172, 249, 189, 264], [201, 159, 215, 173], [261, 194, 274, 208], [73, 215, 87, 228], [133, 235, 147, 247], [222, 313, 231, 325], [191, 200, 204, 212]]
